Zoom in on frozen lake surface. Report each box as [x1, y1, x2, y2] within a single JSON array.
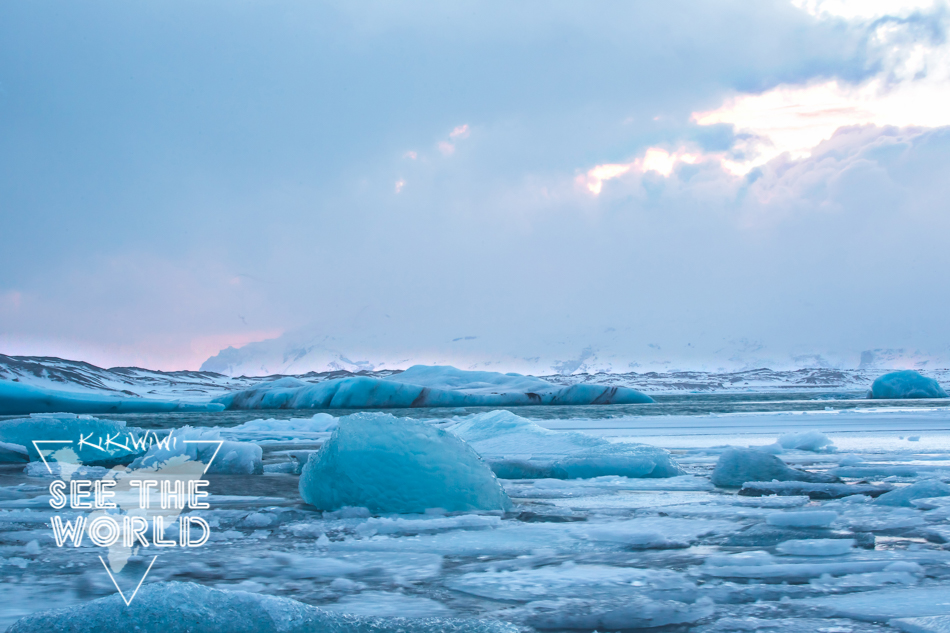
[[2, 395, 950, 632]]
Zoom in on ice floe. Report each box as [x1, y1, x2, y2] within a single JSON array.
[[449, 410, 684, 479]]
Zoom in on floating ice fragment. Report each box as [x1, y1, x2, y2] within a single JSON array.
[[874, 480, 950, 507], [515, 595, 714, 630], [711, 448, 840, 488], [869, 370, 948, 399], [804, 587, 950, 620], [450, 410, 684, 479], [776, 538, 853, 556], [892, 615, 950, 633], [0, 441, 29, 463], [299, 413, 511, 514], [130, 426, 262, 475], [6, 581, 517, 633], [776, 431, 835, 452], [767, 511, 838, 528], [739, 480, 891, 499]]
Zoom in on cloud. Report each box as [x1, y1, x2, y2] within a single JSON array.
[[690, 2, 950, 172], [579, 148, 701, 194], [3, 1, 946, 371]]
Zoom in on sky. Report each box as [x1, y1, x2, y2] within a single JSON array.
[[1, 0, 949, 375]]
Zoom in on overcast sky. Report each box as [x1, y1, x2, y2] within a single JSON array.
[[2, 0, 949, 373]]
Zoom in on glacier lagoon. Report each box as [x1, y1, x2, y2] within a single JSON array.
[[2, 369, 950, 631]]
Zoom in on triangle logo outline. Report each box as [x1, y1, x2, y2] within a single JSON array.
[[99, 555, 158, 606]]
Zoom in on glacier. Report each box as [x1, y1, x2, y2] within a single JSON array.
[[7, 581, 519, 633], [449, 410, 684, 479], [298, 413, 511, 513], [214, 365, 654, 410], [869, 370, 948, 399], [0, 380, 225, 416]]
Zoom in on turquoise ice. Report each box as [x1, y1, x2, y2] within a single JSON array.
[[869, 370, 947, 399], [299, 413, 511, 514]]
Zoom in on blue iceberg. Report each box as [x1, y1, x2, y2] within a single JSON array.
[[0, 380, 226, 415], [215, 365, 654, 410], [299, 413, 511, 514], [869, 370, 948, 399], [7, 581, 519, 633], [449, 410, 684, 479], [711, 448, 841, 488]]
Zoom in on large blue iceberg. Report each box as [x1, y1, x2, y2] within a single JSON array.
[[449, 410, 684, 479], [868, 370, 948, 399], [215, 365, 654, 410], [7, 581, 519, 633], [0, 380, 225, 415], [299, 413, 511, 514]]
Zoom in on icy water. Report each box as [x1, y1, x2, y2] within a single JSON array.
[[3, 394, 950, 632], [21, 390, 949, 430]]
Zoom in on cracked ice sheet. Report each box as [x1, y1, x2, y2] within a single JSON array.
[[502, 474, 713, 499], [324, 515, 734, 558]]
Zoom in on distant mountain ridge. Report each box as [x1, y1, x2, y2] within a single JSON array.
[[3, 354, 948, 401]]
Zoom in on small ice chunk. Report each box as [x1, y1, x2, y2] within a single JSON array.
[[892, 615, 950, 633], [875, 480, 950, 507], [299, 413, 511, 513], [130, 426, 262, 475], [805, 587, 950, 620], [777, 431, 835, 452], [776, 538, 854, 556], [705, 550, 775, 567], [908, 436, 921, 442], [869, 370, 948, 399], [711, 448, 840, 488], [516, 596, 714, 630], [0, 441, 29, 463], [739, 480, 891, 499], [766, 511, 838, 528]]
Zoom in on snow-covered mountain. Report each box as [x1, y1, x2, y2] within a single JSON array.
[[198, 327, 950, 380], [4, 353, 948, 400]]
